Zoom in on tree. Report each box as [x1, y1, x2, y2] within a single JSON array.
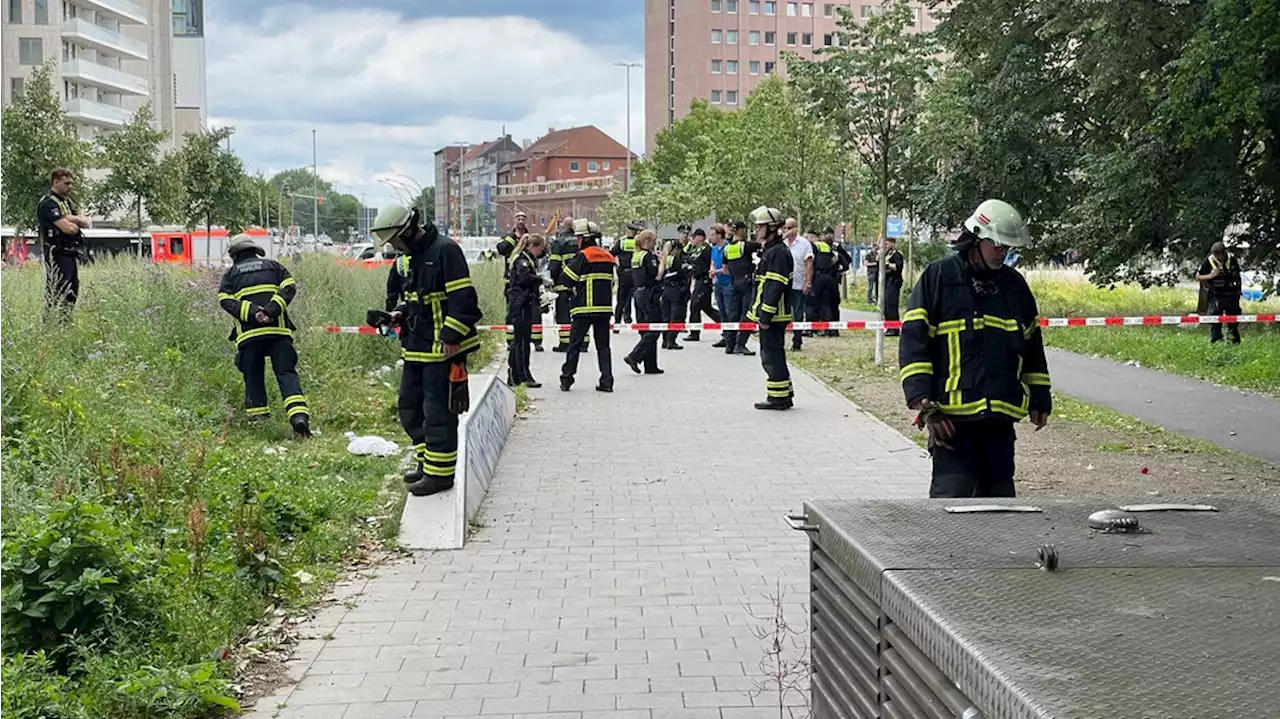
[[413, 186, 435, 223], [178, 126, 251, 252], [149, 150, 189, 225], [0, 62, 94, 234], [94, 103, 170, 247], [646, 99, 741, 185]]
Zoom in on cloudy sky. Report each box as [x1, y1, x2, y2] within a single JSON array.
[[207, 0, 645, 206]]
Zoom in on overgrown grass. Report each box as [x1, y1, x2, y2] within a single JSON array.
[[0, 254, 504, 718]]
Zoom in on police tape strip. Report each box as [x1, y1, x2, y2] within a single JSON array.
[[320, 313, 1278, 336]]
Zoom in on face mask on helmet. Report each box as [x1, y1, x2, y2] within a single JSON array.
[[372, 210, 419, 254]]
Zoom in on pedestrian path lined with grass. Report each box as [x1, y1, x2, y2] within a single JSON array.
[[246, 334, 930, 719]]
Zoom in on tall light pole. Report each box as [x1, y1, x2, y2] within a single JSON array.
[[614, 61, 641, 193], [311, 129, 320, 238]]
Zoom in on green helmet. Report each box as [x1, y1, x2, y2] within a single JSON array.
[[227, 233, 264, 256], [963, 199, 1030, 248], [371, 205, 415, 246]]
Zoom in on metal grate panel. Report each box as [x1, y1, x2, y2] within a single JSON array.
[[811, 545, 882, 719]]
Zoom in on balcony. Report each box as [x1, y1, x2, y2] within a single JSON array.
[[77, 0, 148, 25], [495, 175, 617, 198], [62, 18, 148, 61], [62, 59, 148, 96], [65, 97, 132, 128]]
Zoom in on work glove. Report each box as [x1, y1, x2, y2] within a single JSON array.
[[366, 309, 393, 328], [911, 400, 955, 451], [448, 361, 470, 415]]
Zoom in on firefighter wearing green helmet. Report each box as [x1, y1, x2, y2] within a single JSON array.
[[899, 199, 1052, 498], [746, 205, 795, 411], [217, 234, 312, 437], [368, 205, 483, 497]]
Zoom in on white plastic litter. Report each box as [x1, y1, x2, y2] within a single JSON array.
[[345, 434, 400, 457]]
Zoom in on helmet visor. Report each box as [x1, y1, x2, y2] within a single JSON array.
[[975, 216, 1030, 248], [371, 222, 409, 249]]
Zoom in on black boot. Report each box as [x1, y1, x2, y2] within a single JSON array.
[[596, 382, 614, 393], [559, 376, 573, 392], [738, 346, 756, 356], [754, 399, 794, 411], [712, 339, 727, 348], [686, 331, 701, 342], [624, 356, 641, 374], [290, 415, 312, 439], [403, 462, 425, 484], [534, 344, 545, 352], [552, 345, 568, 353], [407, 476, 454, 497], [524, 379, 542, 389]]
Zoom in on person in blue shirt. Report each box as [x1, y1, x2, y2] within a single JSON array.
[[708, 222, 736, 348]]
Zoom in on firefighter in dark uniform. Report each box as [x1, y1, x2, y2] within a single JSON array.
[[385, 245, 409, 311], [612, 220, 643, 333], [1196, 241, 1243, 344], [882, 236, 905, 336], [623, 229, 664, 375], [685, 228, 720, 341], [724, 221, 763, 355], [899, 199, 1051, 498], [37, 168, 91, 321], [506, 234, 547, 387], [559, 221, 617, 392], [551, 220, 592, 353], [809, 234, 840, 331], [660, 225, 693, 350], [369, 206, 483, 497], [746, 207, 795, 410], [217, 234, 312, 437]]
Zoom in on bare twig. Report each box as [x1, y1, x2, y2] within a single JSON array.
[[745, 580, 813, 719]]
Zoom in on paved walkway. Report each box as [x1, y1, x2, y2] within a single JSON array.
[[249, 328, 929, 719], [840, 308, 1280, 463]]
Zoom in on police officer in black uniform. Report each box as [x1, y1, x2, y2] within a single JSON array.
[[624, 229, 664, 375], [1196, 241, 1244, 344], [612, 220, 643, 333], [746, 207, 795, 410], [369, 205, 483, 497], [507, 234, 547, 387], [882, 236, 905, 336], [496, 211, 541, 351], [685, 228, 720, 342], [659, 225, 693, 350], [723, 221, 762, 355], [809, 233, 840, 331], [218, 234, 312, 436], [829, 229, 853, 335], [560, 221, 617, 392], [37, 168, 91, 321]]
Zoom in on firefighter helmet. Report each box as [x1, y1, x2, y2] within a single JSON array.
[[371, 205, 417, 245], [572, 218, 590, 235], [751, 206, 784, 228], [227, 234, 264, 256], [587, 221, 601, 237], [963, 199, 1030, 249]]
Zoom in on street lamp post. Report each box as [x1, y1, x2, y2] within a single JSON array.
[[614, 61, 641, 193]]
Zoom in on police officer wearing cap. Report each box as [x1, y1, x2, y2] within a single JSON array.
[[369, 205, 483, 497], [899, 199, 1052, 498], [624, 229, 665, 375], [612, 220, 643, 332], [685, 227, 720, 341], [723, 220, 762, 355], [218, 234, 312, 436], [559, 221, 617, 392], [746, 207, 795, 410], [660, 224, 694, 350]]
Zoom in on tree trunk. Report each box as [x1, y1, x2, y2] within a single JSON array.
[[874, 160, 890, 367], [137, 196, 145, 259]]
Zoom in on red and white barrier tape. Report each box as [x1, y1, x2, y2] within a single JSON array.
[[320, 314, 1277, 336]]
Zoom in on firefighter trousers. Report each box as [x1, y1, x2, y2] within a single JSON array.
[[560, 314, 614, 388], [759, 324, 793, 404], [928, 419, 1016, 498], [398, 361, 458, 483], [235, 337, 310, 420], [554, 291, 587, 349]]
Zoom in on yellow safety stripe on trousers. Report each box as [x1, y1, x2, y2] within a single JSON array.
[[271, 294, 288, 310], [413, 443, 427, 460], [900, 362, 933, 382], [283, 394, 307, 407], [234, 283, 280, 299], [422, 461, 456, 477], [280, 276, 296, 288], [445, 277, 474, 293], [423, 448, 458, 462], [401, 334, 482, 363], [532, 328, 544, 338], [286, 405, 309, 418], [443, 316, 470, 336], [766, 380, 792, 388], [239, 301, 251, 322], [1021, 372, 1051, 387], [245, 406, 270, 416], [558, 328, 572, 340], [236, 326, 292, 344], [767, 389, 793, 398]]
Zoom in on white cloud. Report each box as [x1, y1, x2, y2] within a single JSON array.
[[208, 5, 645, 208]]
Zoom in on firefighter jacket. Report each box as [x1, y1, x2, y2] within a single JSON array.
[[1200, 253, 1242, 299], [747, 235, 794, 325], [899, 252, 1052, 422], [393, 230, 483, 364], [632, 249, 661, 288], [386, 254, 411, 311], [611, 234, 638, 285], [506, 249, 541, 312], [563, 244, 618, 316], [812, 241, 837, 275], [218, 256, 298, 345], [724, 239, 763, 280], [548, 235, 578, 292]]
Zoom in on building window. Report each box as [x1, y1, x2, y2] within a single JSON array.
[[824, 3, 834, 16], [711, 59, 722, 73], [802, 2, 812, 16], [802, 32, 812, 46], [10, 77, 24, 99], [727, 90, 739, 105], [749, 30, 759, 45], [749, 60, 760, 74], [787, 31, 797, 46], [8, 0, 20, 22], [764, 1, 775, 15], [588, 161, 599, 173], [711, 29, 722, 43], [787, 2, 796, 16], [861, 4, 886, 18], [765, 30, 776, 45], [824, 33, 833, 46], [765, 61, 777, 74], [711, 0, 721, 11], [35, 0, 48, 23], [910, 6, 921, 25], [749, 0, 759, 13], [570, 161, 581, 173], [603, 161, 611, 170], [727, 60, 738, 74], [726, 29, 738, 44], [19, 38, 43, 65], [711, 90, 722, 104], [727, 0, 739, 12]]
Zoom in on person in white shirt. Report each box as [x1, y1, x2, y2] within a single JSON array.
[[783, 218, 814, 351]]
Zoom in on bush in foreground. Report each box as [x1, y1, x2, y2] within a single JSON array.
[[1, 255, 505, 717]]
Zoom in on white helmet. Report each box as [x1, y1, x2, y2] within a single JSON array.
[[963, 199, 1030, 248], [572, 218, 590, 235], [751, 205, 784, 228], [371, 205, 415, 245]]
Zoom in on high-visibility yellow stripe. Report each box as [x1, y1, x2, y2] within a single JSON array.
[[902, 307, 930, 325], [234, 284, 279, 299], [424, 449, 457, 461], [764, 271, 789, 284], [236, 326, 292, 344], [443, 316, 469, 335], [991, 397, 1029, 420], [900, 362, 933, 381], [975, 315, 1020, 332], [286, 405, 309, 418], [571, 306, 612, 315], [401, 334, 481, 363], [445, 277, 474, 293], [283, 395, 307, 406], [767, 389, 792, 398], [1021, 372, 1051, 387], [944, 331, 961, 393], [422, 462, 455, 477], [279, 277, 296, 288], [271, 294, 287, 310], [938, 398, 986, 416], [766, 380, 792, 388], [239, 301, 251, 322], [245, 406, 270, 416], [218, 292, 235, 301], [1024, 317, 1041, 338]]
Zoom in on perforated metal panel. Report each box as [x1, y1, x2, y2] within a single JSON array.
[[803, 497, 1280, 719]]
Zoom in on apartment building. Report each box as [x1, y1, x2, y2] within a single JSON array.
[[494, 125, 635, 230], [2, 0, 204, 142], [643, 0, 938, 154], [432, 136, 523, 236]]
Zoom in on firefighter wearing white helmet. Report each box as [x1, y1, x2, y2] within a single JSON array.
[[558, 219, 617, 392], [548, 219, 593, 352], [899, 198, 1051, 499], [367, 204, 483, 497], [745, 205, 796, 410], [217, 233, 312, 437]]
